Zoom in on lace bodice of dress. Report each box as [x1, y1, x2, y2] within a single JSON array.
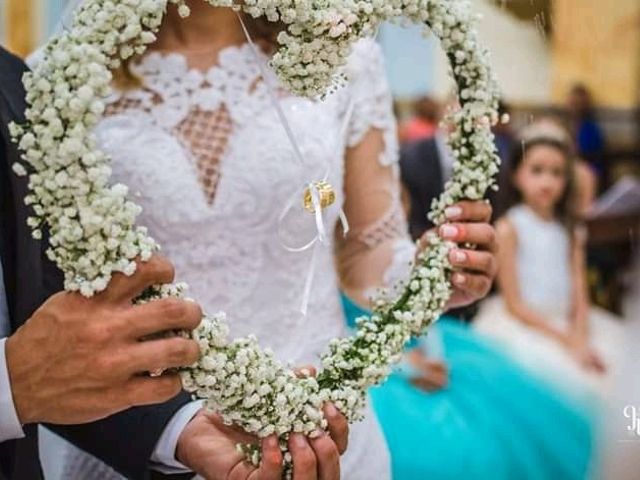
[[51, 38, 403, 480], [95, 39, 404, 366]]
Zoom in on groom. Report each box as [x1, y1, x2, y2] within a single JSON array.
[[0, 46, 347, 480]]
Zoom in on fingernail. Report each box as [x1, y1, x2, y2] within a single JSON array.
[[265, 436, 278, 448], [454, 273, 467, 285], [452, 250, 467, 263], [440, 225, 458, 239], [291, 434, 307, 449], [324, 403, 338, 418], [310, 429, 326, 439], [445, 206, 463, 220]]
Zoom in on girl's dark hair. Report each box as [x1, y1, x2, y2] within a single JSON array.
[[497, 137, 577, 232]]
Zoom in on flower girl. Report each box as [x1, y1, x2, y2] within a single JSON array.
[[475, 128, 622, 395]]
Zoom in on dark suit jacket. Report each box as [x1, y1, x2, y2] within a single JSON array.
[[399, 137, 481, 322], [399, 137, 444, 240], [0, 47, 191, 480]]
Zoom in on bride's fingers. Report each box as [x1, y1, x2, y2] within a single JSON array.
[[443, 201, 493, 223], [449, 249, 497, 276], [451, 272, 492, 300], [440, 223, 497, 252]]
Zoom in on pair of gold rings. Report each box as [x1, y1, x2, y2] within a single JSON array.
[[303, 181, 336, 213]]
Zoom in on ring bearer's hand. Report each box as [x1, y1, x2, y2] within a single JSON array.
[[418, 200, 498, 310], [407, 350, 449, 392], [177, 366, 348, 480], [5, 256, 202, 425], [176, 404, 346, 480]]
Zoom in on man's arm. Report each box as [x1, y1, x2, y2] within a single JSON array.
[[0, 52, 198, 475], [3, 255, 201, 479]]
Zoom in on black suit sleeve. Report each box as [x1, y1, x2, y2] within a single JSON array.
[[399, 141, 434, 240]]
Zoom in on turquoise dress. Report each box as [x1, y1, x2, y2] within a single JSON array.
[[342, 295, 597, 480]]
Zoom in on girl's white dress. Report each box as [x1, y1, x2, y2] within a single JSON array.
[[474, 204, 623, 395], [45, 38, 406, 479]]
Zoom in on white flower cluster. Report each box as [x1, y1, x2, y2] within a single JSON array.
[[11, 0, 500, 474], [182, 312, 330, 438], [9, 0, 170, 294]]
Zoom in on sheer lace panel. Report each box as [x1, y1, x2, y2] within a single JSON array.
[[106, 94, 231, 205], [173, 106, 231, 204], [358, 193, 409, 249], [336, 129, 415, 308]]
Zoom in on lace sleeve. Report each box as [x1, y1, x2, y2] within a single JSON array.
[[335, 41, 416, 308], [344, 39, 399, 167]]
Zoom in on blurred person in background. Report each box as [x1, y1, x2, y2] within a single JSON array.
[[517, 118, 597, 217], [492, 101, 517, 167], [337, 112, 597, 480], [567, 84, 607, 183], [597, 249, 640, 480], [399, 118, 454, 240], [475, 132, 622, 396], [398, 96, 440, 144]]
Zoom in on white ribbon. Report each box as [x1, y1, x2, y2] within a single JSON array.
[[238, 14, 358, 315]]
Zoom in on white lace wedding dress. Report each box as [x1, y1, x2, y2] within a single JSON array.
[[49, 37, 420, 479]]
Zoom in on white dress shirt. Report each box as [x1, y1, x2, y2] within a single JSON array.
[[0, 258, 200, 472], [0, 260, 25, 442]]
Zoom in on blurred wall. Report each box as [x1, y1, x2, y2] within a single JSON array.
[[379, 22, 434, 99], [432, 0, 553, 105], [2, 0, 36, 56], [552, 0, 640, 109], [3, 0, 640, 115], [1, 0, 67, 56]]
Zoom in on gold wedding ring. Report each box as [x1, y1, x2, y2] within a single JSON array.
[[303, 181, 336, 214]]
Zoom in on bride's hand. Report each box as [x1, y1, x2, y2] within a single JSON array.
[[419, 201, 498, 310], [407, 350, 449, 392], [176, 408, 343, 480]]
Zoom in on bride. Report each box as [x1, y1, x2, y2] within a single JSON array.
[[44, 1, 498, 478]]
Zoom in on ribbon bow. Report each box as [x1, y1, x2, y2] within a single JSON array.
[[238, 14, 352, 315]]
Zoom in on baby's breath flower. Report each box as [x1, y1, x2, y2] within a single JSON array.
[[11, 0, 499, 476]]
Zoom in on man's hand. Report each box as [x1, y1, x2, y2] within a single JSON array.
[[5, 256, 202, 425], [177, 405, 347, 480], [420, 201, 498, 310]]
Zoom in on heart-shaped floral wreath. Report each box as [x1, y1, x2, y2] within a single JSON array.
[[11, 0, 502, 472]]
